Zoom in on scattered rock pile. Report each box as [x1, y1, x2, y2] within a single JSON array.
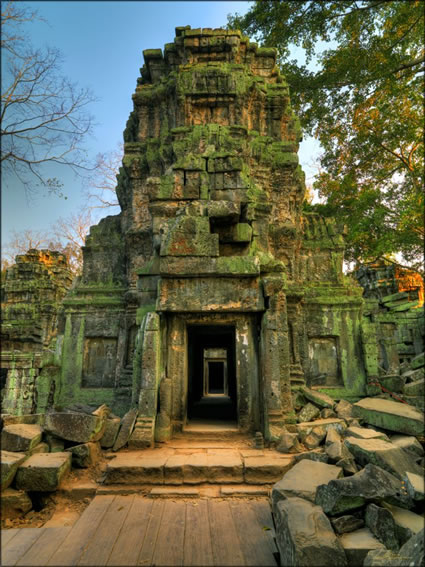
[[1, 404, 138, 520], [272, 382, 425, 566]]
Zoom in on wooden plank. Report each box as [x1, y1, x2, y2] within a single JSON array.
[[152, 500, 186, 566], [47, 495, 115, 566], [252, 499, 279, 557], [78, 495, 133, 566], [2, 528, 45, 567], [208, 500, 245, 566], [137, 499, 165, 566], [107, 496, 153, 566], [16, 527, 72, 566], [229, 501, 277, 567], [183, 500, 214, 566], [1, 529, 20, 548]]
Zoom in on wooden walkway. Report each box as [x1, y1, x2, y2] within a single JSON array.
[[1, 495, 278, 566]]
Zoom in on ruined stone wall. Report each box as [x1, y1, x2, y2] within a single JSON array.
[[1, 250, 73, 415]]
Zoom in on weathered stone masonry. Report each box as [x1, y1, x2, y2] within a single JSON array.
[[7, 27, 420, 445]]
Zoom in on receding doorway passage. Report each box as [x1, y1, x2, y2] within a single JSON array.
[[187, 325, 237, 424]]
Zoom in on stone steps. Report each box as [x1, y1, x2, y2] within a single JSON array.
[[102, 450, 294, 486], [96, 483, 271, 498]]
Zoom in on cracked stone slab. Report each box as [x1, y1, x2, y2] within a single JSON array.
[[1, 424, 43, 452], [352, 397, 424, 436]]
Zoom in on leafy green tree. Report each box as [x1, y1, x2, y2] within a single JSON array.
[[228, 1, 424, 270]]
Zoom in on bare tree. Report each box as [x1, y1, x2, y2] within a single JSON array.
[[84, 142, 122, 211], [51, 210, 94, 273], [1, 1, 96, 194]]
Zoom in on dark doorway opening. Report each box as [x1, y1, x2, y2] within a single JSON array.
[[187, 325, 236, 423]]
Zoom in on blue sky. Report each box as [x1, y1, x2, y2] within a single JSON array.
[[2, 1, 321, 245]]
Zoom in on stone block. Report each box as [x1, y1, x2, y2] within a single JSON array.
[[1, 424, 43, 452], [112, 408, 138, 451], [297, 402, 320, 423], [207, 200, 240, 221], [100, 418, 121, 448], [379, 375, 405, 393], [352, 397, 424, 436], [339, 528, 386, 566], [381, 502, 425, 545], [182, 454, 209, 484], [315, 464, 412, 516], [15, 452, 71, 491], [297, 418, 347, 437], [325, 428, 341, 445], [1, 450, 27, 489], [1, 487, 32, 517], [389, 434, 424, 457], [363, 528, 425, 566], [365, 503, 399, 551], [45, 433, 65, 453], [276, 430, 303, 453], [274, 497, 347, 566], [403, 378, 424, 397], [344, 436, 423, 479], [345, 426, 389, 441], [403, 471, 424, 501], [66, 442, 102, 468], [321, 408, 337, 419], [301, 386, 335, 409], [206, 455, 243, 483], [244, 456, 294, 484], [331, 515, 364, 535], [410, 352, 424, 369], [44, 412, 106, 443], [294, 449, 329, 464], [103, 452, 167, 484], [28, 442, 50, 455], [271, 459, 342, 507]]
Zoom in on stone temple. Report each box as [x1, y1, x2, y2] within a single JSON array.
[[1, 27, 424, 447]]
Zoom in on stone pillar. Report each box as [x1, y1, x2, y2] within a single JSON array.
[[129, 311, 161, 447], [155, 375, 172, 442], [260, 286, 294, 441], [167, 316, 186, 432]]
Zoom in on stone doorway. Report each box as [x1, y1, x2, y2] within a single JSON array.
[[187, 325, 237, 424]]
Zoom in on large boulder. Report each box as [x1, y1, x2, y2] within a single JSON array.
[[339, 528, 386, 566], [315, 464, 412, 516], [274, 497, 347, 566], [44, 412, 106, 443], [271, 460, 343, 507], [381, 502, 425, 546], [15, 452, 71, 491], [365, 503, 399, 551], [1, 450, 27, 489], [1, 424, 43, 452], [344, 436, 423, 479], [363, 528, 424, 566], [352, 398, 424, 436]]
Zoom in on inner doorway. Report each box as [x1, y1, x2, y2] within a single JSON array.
[[187, 325, 237, 423]]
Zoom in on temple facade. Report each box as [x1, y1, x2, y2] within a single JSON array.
[[3, 27, 385, 445]]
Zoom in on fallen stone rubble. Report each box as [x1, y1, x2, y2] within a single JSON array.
[[1, 404, 137, 520], [271, 371, 425, 567]]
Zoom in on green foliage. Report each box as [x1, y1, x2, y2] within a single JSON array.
[[228, 1, 424, 269]]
